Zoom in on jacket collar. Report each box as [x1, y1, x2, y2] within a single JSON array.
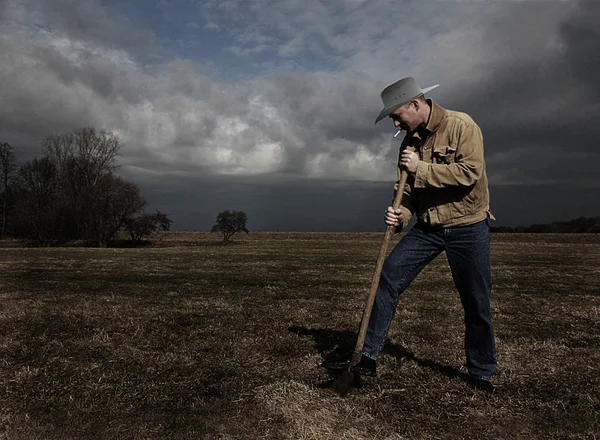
[[424, 99, 445, 133], [410, 99, 445, 140]]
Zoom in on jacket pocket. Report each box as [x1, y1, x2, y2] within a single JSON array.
[[432, 145, 456, 165]]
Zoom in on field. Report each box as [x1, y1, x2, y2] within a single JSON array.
[[1, 232, 599, 439]]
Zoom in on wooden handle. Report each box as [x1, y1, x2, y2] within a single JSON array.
[[351, 170, 409, 365]]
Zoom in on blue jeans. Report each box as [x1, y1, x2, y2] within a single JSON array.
[[363, 220, 497, 380]]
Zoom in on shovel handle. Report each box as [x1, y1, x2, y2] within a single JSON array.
[[351, 170, 409, 365]]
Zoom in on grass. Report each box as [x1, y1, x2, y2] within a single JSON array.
[[1, 232, 599, 439]]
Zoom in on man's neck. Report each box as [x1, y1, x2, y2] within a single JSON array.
[[421, 100, 432, 128]]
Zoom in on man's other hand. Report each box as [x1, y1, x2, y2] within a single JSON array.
[[401, 150, 419, 174], [384, 206, 404, 227]]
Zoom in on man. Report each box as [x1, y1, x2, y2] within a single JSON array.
[[346, 77, 497, 392]]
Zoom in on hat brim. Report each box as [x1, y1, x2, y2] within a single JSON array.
[[374, 84, 440, 124]]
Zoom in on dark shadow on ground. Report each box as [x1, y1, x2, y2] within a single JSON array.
[[288, 326, 470, 384]]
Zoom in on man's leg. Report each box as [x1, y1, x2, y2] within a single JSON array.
[[362, 225, 444, 360], [445, 220, 497, 380]]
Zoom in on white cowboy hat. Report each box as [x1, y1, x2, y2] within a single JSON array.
[[375, 77, 439, 124]]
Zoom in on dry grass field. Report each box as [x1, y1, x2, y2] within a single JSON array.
[[1, 232, 599, 439]]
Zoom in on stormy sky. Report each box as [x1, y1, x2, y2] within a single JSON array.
[[1, 0, 599, 231]]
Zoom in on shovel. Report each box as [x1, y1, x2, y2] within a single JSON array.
[[332, 168, 409, 396]]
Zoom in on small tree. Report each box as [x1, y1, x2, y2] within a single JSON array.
[[211, 210, 249, 242], [124, 210, 172, 243], [90, 173, 147, 247]]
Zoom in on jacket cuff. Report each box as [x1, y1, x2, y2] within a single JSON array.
[[414, 161, 429, 188]]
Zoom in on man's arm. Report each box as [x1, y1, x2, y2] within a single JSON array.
[[414, 121, 484, 189]]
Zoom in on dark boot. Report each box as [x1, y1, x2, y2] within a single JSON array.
[[322, 354, 377, 377], [468, 377, 495, 394], [350, 355, 377, 377]]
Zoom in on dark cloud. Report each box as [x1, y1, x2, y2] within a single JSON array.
[[0, 0, 158, 153], [559, 0, 600, 98], [125, 172, 600, 231], [35, 0, 155, 55], [122, 172, 393, 232], [425, 0, 600, 189]]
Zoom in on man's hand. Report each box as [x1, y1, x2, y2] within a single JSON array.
[[384, 206, 404, 227], [401, 150, 419, 174]]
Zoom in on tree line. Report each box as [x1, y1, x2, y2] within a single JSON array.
[[0, 128, 171, 247], [491, 217, 600, 233]]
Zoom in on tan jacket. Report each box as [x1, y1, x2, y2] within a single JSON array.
[[395, 99, 494, 229]]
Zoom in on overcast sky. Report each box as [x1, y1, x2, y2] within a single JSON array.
[[1, 0, 598, 231]]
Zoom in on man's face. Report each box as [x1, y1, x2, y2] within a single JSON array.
[[389, 101, 419, 132]]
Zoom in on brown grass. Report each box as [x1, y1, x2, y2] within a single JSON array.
[[1, 232, 599, 439]]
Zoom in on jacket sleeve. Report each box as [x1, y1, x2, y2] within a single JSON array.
[[414, 121, 484, 189]]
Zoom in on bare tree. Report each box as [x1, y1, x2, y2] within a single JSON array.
[[15, 157, 61, 246], [42, 127, 122, 239], [0, 142, 17, 238], [43, 127, 120, 185]]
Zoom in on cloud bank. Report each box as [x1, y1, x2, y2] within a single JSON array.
[[1, 0, 599, 229]]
